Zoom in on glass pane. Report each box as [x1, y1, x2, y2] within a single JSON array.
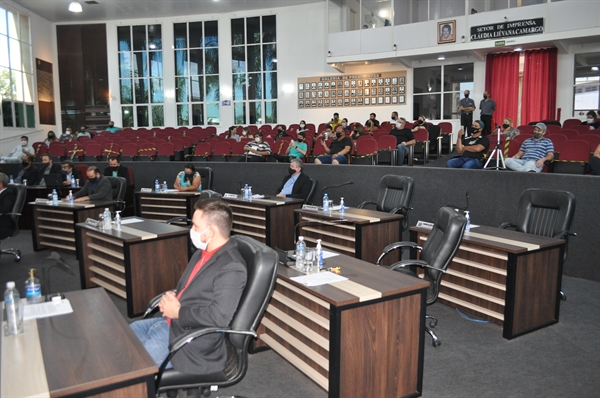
[[149, 51, 162, 77], [205, 48, 219, 74], [189, 22, 203, 48], [118, 26, 131, 51], [247, 17, 260, 44], [174, 23, 187, 49], [122, 106, 133, 127], [362, 0, 392, 28], [0, 37, 9, 67], [414, 66, 441, 94], [0, 67, 13, 99], [9, 38, 21, 70], [189, 49, 203, 75], [263, 44, 277, 71], [177, 104, 189, 126], [249, 101, 261, 125], [248, 73, 262, 100], [413, 94, 441, 120], [192, 103, 204, 125], [264, 72, 277, 100], [470, 0, 509, 13], [233, 74, 247, 101], [176, 76, 189, 102], [175, 50, 188, 75], [262, 15, 276, 42], [12, 70, 22, 101], [0, 8, 7, 36], [328, 0, 360, 33], [132, 26, 146, 51], [148, 24, 161, 50], [190, 75, 203, 101], [151, 77, 164, 103], [234, 102, 246, 124], [443, 92, 462, 119], [137, 105, 149, 127], [14, 101, 24, 127], [231, 18, 245, 46], [265, 101, 277, 123], [7, 10, 17, 38], [510, 0, 547, 7], [232, 46, 246, 73], [119, 53, 132, 78], [133, 52, 147, 77], [206, 103, 219, 125], [2, 100, 13, 126], [21, 45, 32, 72], [205, 21, 218, 47], [205, 75, 219, 102], [430, 0, 465, 20], [135, 78, 148, 103], [19, 14, 30, 44], [120, 79, 133, 104], [247, 45, 261, 72], [152, 105, 164, 126], [23, 73, 33, 102], [443, 63, 473, 92], [26, 103, 34, 127]]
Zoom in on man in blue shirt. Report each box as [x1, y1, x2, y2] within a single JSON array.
[[271, 132, 308, 163], [275, 159, 313, 203], [459, 90, 476, 129], [505, 123, 554, 172]]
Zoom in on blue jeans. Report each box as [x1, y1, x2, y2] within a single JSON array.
[[505, 158, 542, 172], [130, 317, 172, 368], [446, 157, 483, 169], [396, 144, 410, 166], [317, 154, 348, 164]]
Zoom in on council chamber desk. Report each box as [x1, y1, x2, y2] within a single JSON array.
[[410, 225, 565, 339], [294, 207, 403, 265], [31, 200, 115, 252], [75, 217, 189, 317], [1, 288, 157, 397], [223, 196, 304, 251], [254, 253, 429, 398], [20, 185, 81, 230], [135, 190, 202, 223]]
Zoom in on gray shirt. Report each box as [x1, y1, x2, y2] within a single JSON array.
[[459, 98, 476, 114], [479, 98, 496, 115]]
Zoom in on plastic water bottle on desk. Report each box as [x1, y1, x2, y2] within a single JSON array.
[[248, 186, 253, 200], [115, 211, 122, 231], [9, 175, 14, 184], [71, 175, 76, 187], [163, 181, 168, 192], [103, 208, 112, 230], [316, 239, 323, 270], [68, 190, 74, 204], [155, 179, 160, 193], [52, 189, 58, 206], [464, 210, 471, 233], [323, 193, 329, 213], [243, 184, 249, 200], [340, 197, 345, 214], [4, 282, 24, 336], [25, 269, 43, 304], [295, 236, 306, 270]]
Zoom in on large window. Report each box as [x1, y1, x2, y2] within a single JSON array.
[[573, 52, 599, 117], [1, 5, 34, 128], [118, 24, 164, 128], [413, 63, 473, 120], [174, 21, 220, 126], [231, 16, 277, 125]]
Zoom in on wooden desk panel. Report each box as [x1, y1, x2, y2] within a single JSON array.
[[135, 191, 201, 224]]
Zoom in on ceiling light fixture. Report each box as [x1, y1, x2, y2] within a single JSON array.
[[69, 0, 83, 12], [592, 66, 599, 71], [438, 55, 445, 60], [514, 47, 522, 51]]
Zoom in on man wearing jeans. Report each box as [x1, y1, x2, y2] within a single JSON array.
[[505, 123, 554, 173], [446, 120, 489, 169], [390, 118, 415, 166], [315, 125, 352, 165]]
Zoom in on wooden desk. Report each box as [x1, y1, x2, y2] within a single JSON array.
[[295, 207, 403, 265], [255, 254, 429, 398], [1, 288, 157, 397], [20, 186, 82, 230], [410, 225, 565, 339], [135, 190, 202, 223], [31, 200, 115, 252], [76, 217, 189, 317], [223, 196, 304, 251]]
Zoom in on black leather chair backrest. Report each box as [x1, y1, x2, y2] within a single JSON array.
[[377, 174, 414, 214], [6, 184, 27, 236], [199, 189, 222, 200], [197, 167, 213, 190], [228, 235, 278, 349], [516, 189, 576, 238], [306, 178, 318, 205], [105, 176, 127, 202]]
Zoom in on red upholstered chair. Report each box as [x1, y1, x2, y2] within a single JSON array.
[[577, 134, 600, 155], [516, 125, 534, 135], [352, 138, 378, 165], [409, 129, 430, 165], [556, 129, 579, 140], [570, 125, 591, 135], [377, 135, 397, 165], [546, 134, 568, 147], [170, 138, 185, 161], [551, 140, 591, 174], [121, 143, 139, 160], [102, 142, 121, 160], [156, 142, 175, 161], [32, 142, 48, 161], [562, 118, 583, 129], [137, 142, 157, 160], [83, 143, 102, 161], [211, 141, 231, 162], [75, 164, 89, 183], [229, 141, 248, 162], [191, 142, 212, 162], [49, 142, 66, 161], [66, 141, 85, 162]]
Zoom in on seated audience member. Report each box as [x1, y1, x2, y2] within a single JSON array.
[[314, 125, 352, 165], [0, 173, 17, 239], [390, 118, 415, 166], [241, 127, 254, 140], [61, 161, 83, 186], [389, 111, 399, 123], [364, 120, 376, 135], [226, 126, 240, 142], [318, 124, 333, 140], [77, 126, 91, 139], [60, 128, 76, 142], [341, 118, 351, 132], [174, 163, 202, 191], [412, 115, 428, 133], [73, 166, 112, 202], [328, 112, 342, 131], [505, 123, 554, 173], [501, 117, 520, 139], [583, 110, 600, 130], [365, 113, 380, 128], [45, 131, 60, 146], [14, 155, 38, 184], [240, 132, 271, 162], [446, 120, 490, 169], [297, 120, 308, 134], [104, 157, 130, 185], [588, 143, 600, 175], [273, 126, 289, 142], [275, 159, 313, 202], [271, 132, 307, 162], [350, 125, 366, 142], [1, 136, 34, 163], [37, 154, 61, 186], [106, 121, 121, 133], [130, 200, 247, 372]]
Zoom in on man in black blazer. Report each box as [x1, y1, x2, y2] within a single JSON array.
[[130, 200, 247, 374], [73, 166, 113, 202], [0, 173, 17, 239], [275, 158, 313, 203], [14, 155, 38, 185], [61, 161, 83, 187], [103, 156, 130, 185], [37, 154, 62, 186]]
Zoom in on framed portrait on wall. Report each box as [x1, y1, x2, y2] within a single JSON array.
[[299, 92, 304, 99], [392, 77, 398, 85], [344, 98, 350, 106], [318, 99, 323, 107], [378, 97, 383, 104], [298, 83, 304, 91], [351, 98, 356, 106], [358, 80, 363, 87], [364, 79, 370, 87], [399, 86, 405, 94], [358, 98, 363, 105], [392, 96, 398, 104], [325, 99, 330, 106], [337, 99, 343, 106], [385, 97, 390, 104], [351, 80, 356, 88], [399, 77, 405, 85], [311, 100, 317, 107], [324, 82, 330, 89], [324, 91, 329, 98], [311, 82, 317, 90], [305, 100, 310, 107], [399, 95, 405, 103], [299, 101, 304, 108], [365, 97, 370, 105], [438, 20, 456, 44], [318, 82, 323, 89]]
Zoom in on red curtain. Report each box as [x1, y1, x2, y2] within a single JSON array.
[[485, 52, 520, 128], [520, 48, 558, 124]]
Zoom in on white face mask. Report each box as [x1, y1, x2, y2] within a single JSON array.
[[255, 137, 261, 143], [588, 118, 594, 123], [299, 123, 305, 128], [342, 122, 347, 127], [190, 227, 211, 250], [21, 141, 27, 146]]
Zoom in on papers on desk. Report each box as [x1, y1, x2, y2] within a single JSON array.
[[321, 250, 339, 259], [121, 217, 145, 224], [252, 194, 265, 199], [23, 299, 73, 320], [290, 271, 348, 287]]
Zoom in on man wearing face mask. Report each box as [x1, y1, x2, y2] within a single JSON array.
[[315, 125, 352, 165], [72, 166, 113, 202], [45, 131, 59, 146], [37, 154, 61, 186], [271, 132, 307, 163], [391, 118, 415, 166], [60, 127, 76, 142], [390, 111, 399, 124], [240, 131, 271, 162], [273, 126, 289, 142], [505, 123, 554, 173], [275, 159, 313, 202], [103, 157, 130, 185], [328, 113, 342, 131], [0, 136, 34, 163], [61, 161, 83, 186], [459, 90, 476, 129], [446, 120, 489, 169], [479, 91, 496, 136], [14, 156, 38, 184], [582, 110, 600, 130], [130, 200, 247, 373], [365, 113, 380, 128]]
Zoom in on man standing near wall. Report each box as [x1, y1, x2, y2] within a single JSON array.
[[459, 90, 476, 130], [479, 91, 496, 136]]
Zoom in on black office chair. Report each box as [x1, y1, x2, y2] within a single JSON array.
[[305, 178, 318, 205], [105, 176, 127, 211], [1, 184, 27, 262], [377, 207, 466, 347], [357, 175, 414, 232], [499, 188, 576, 300], [196, 167, 213, 190], [144, 235, 278, 397]]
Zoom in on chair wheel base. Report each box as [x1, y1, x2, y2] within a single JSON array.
[[432, 339, 441, 347], [560, 290, 567, 301], [2, 249, 21, 262]]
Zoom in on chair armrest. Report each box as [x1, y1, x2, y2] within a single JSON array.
[[389, 206, 412, 215], [554, 230, 577, 240], [390, 259, 445, 274], [376, 241, 421, 265], [499, 222, 515, 230], [143, 290, 176, 319], [357, 201, 376, 209], [0, 213, 21, 217], [165, 217, 192, 225]]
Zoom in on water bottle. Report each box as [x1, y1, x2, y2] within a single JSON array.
[[52, 189, 58, 206], [115, 211, 122, 231], [295, 236, 306, 270], [25, 269, 43, 304], [243, 184, 249, 200], [4, 282, 24, 336], [71, 175, 76, 187], [340, 197, 345, 214], [323, 193, 329, 212], [155, 179, 160, 193], [162, 181, 168, 192], [68, 190, 74, 204], [464, 210, 471, 233], [9, 175, 14, 184], [248, 186, 253, 200], [103, 208, 111, 230], [316, 239, 323, 270]]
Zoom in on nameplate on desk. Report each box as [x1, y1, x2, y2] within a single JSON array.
[[302, 204, 319, 211], [34, 198, 50, 204], [224, 193, 239, 198], [85, 218, 99, 228], [140, 188, 153, 192], [416, 220, 434, 230]]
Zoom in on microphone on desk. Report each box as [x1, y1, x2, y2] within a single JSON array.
[[42, 251, 76, 302], [320, 180, 354, 197]]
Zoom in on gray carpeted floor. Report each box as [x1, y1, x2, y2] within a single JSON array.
[[1, 231, 598, 397]]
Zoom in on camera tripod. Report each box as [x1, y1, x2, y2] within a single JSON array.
[[484, 126, 506, 170]]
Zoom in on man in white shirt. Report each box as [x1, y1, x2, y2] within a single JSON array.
[[1, 136, 34, 163]]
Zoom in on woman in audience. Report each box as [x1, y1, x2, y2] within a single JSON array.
[[173, 163, 202, 191], [582, 110, 600, 130], [226, 126, 240, 142], [240, 127, 254, 140], [45, 131, 60, 146], [297, 120, 308, 134], [500, 117, 520, 139], [412, 115, 428, 133], [364, 120, 376, 135]]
